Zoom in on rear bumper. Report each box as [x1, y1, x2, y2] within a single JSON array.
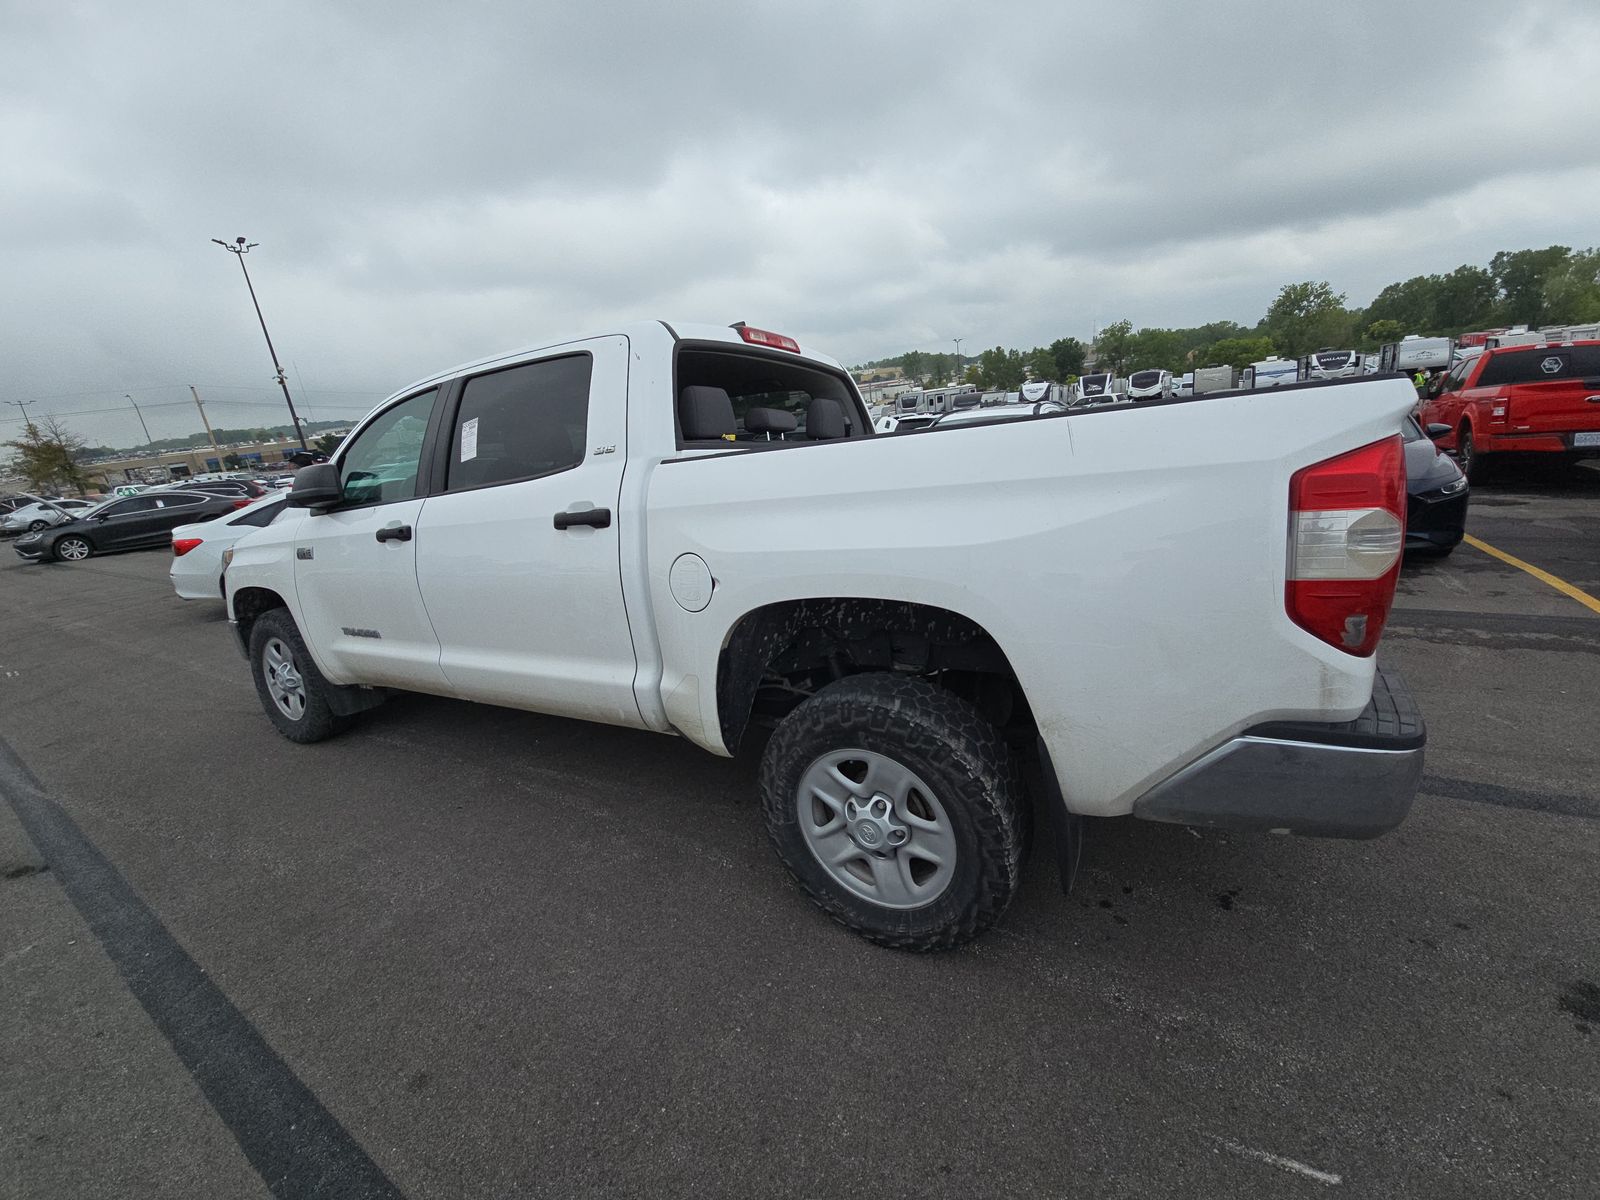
[[1132, 667, 1425, 839], [1406, 488, 1469, 549]]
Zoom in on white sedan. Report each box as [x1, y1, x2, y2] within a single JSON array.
[[0, 498, 99, 535], [169, 495, 288, 600]]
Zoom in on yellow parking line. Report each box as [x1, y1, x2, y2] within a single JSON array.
[[1463, 534, 1600, 616]]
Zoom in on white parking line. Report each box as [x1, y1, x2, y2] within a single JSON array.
[[1214, 1137, 1343, 1185]]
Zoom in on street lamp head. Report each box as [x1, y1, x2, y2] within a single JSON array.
[[236, 236, 247, 245]]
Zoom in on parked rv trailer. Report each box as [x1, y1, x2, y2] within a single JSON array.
[[1378, 336, 1453, 374], [1299, 349, 1362, 380], [1242, 357, 1298, 389], [1127, 369, 1174, 401], [1191, 365, 1237, 394]]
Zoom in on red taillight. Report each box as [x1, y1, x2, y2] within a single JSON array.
[[737, 326, 802, 353], [231, 498, 250, 509], [172, 537, 203, 557], [1285, 435, 1406, 657]]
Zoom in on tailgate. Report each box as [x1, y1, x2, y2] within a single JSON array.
[[1507, 377, 1600, 438]]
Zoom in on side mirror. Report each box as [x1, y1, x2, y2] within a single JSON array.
[[1425, 423, 1451, 440], [286, 462, 343, 509]]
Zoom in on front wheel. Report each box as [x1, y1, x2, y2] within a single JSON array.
[[54, 536, 93, 562], [27, 520, 48, 532], [760, 673, 1028, 950], [247, 608, 351, 743]]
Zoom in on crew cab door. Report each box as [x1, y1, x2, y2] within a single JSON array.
[[412, 337, 644, 727], [143, 494, 221, 546], [291, 387, 453, 693], [84, 495, 161, 549]]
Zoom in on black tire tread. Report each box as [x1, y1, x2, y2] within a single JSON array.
[[760, 672, 1028, 951], [247, 608, 351, 744]]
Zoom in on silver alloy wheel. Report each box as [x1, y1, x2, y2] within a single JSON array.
[[262, 637, 307, 721], [56, 538, 90, 561], [796, 749, 957, 910]]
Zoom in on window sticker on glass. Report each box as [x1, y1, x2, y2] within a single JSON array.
[[460, 416, 479, 462]]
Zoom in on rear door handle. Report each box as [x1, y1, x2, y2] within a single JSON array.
[[375, 523, 412, 543], [553, 507, 611, 530]]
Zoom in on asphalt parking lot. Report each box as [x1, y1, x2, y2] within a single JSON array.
[[3, 465, 1597, 1199]]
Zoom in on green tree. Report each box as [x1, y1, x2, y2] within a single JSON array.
[[1541, 247, 1600, 324], [1262, 281, 1354, 357], [1492, 245, 1571, 326], [1048, 337, 1087, 381], [974, 346, 1026, 390], [1024, 346, 1058, 380], [1364, 275, 1437, 333], [1092, 320, 1134, 375], [1363, 319, 1406, 349], [1433, 264, 1497, 331], [1201, 336, 1277, 369], [1126, 327, 1187, 373], [4, 416, 91, 495], [313, 433, 342, 455]]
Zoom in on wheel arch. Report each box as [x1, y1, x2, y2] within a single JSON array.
[[231, 586, 290, 654], [714, 597, 1032, 755]]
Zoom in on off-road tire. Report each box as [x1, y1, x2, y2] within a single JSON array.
[[760, 672, 1028, 951], [248, 608, 351, 744]]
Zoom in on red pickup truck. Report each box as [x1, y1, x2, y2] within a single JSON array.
[[1422, 340, 1600, 480]]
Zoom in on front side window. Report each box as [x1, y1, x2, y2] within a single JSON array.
[[447, 355, 591, 491], [104, 497, 158, 517], [339, 389, 438, 506]]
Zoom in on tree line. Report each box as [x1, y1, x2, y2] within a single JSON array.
[[4, 417, 351, 495], [858, 245, 1600, 389]]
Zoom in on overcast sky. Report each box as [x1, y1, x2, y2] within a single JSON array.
[[4, 0, 1598, 447]]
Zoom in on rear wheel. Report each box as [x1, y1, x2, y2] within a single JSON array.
[[248, 609, 350, 743], [54, 536, 92, 562], [1458, 424, 1482, 482], [760, 673, 1028, 951], [27, 520, 47, 532]]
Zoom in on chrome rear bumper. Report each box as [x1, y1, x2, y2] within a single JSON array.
[[1133, 668, 1424, 839]]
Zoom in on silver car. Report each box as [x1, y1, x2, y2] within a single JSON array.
[[0, 498, 99, 536]]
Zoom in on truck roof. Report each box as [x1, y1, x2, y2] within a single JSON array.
[[386, 321, 846, 405]]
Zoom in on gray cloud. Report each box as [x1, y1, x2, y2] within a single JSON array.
[[2, 0, 1597, 446]]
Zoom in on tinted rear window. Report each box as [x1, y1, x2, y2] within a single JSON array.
[[677, 348, 862, 442], [1129, 371, 1161, 387], [1477, 345, 1600, 386]]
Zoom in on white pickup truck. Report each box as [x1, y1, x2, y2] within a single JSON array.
[[224, 321, 1426, 950]]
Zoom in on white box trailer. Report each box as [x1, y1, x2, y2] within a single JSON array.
[[1241, 357, 1298, 389], [1127, 369, 1174, 401], [1191, 365, 1237, 394], [1379, 336, 1453, 374], [1299, 349, 1362, 380]]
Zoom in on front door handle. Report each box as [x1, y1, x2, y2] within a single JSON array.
[[553, 507, 611, 530], [375, 523, 412, 543]]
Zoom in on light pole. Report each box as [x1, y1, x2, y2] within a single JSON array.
[[211, 236, 309, 450], [952, 337, 964, 383], [4, 398, 36, 433], [123, 394, 153, 447]]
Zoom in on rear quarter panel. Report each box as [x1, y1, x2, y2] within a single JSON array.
[[644, 377, 1419, 817]]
